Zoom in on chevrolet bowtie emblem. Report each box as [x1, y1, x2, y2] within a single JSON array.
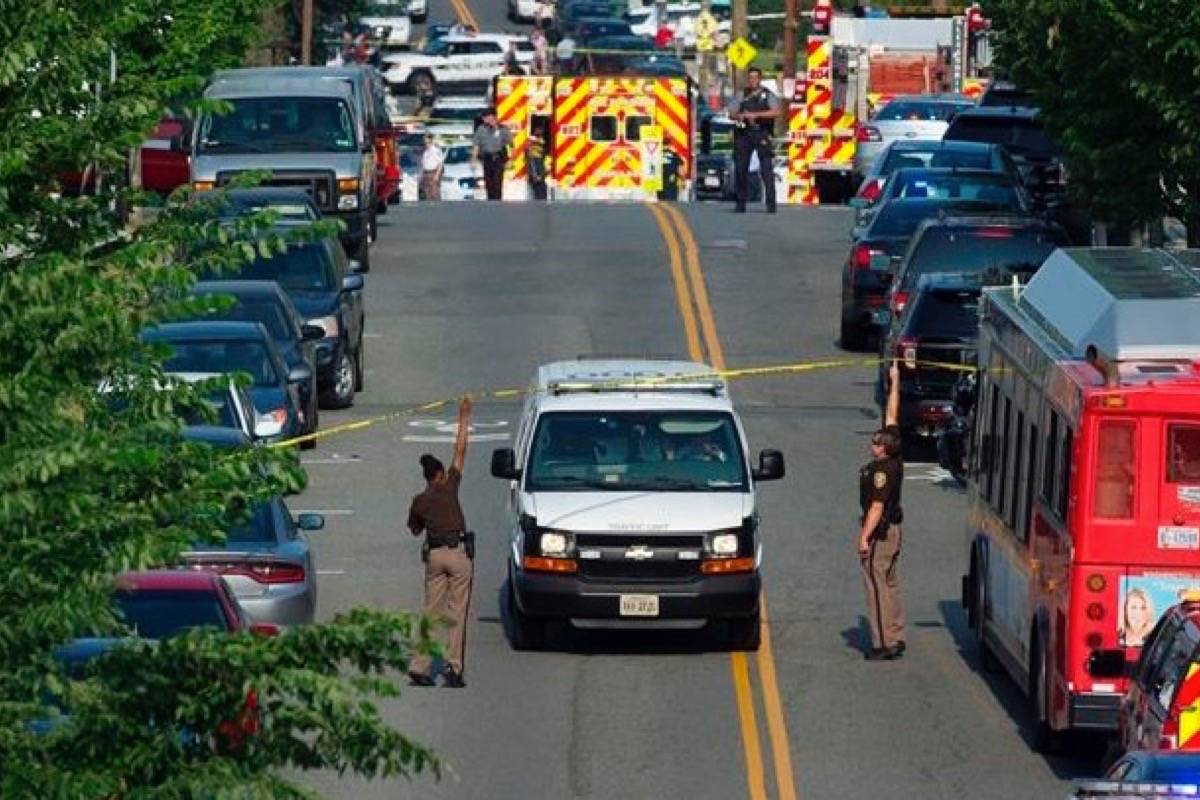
[[625, 545, 655, 560]]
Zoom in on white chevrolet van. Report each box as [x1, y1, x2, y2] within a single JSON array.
[[490, 359, 785, 651]]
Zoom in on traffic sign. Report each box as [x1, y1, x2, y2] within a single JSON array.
[[695, 10, 718, 37], [726, 37, 757, 70], [696, 33, 714, 52]]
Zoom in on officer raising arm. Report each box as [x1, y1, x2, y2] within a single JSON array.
[[726, 67, 781, 213], [857, 362, 906, 661], [407, 396, 475, 688]]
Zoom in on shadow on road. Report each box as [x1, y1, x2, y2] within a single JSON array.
[[937, 599, 1108, 780]]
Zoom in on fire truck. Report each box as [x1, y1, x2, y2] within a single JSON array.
[[954, 248, 1200, 751]]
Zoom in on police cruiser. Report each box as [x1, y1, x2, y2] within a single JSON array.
[[490, 359, 784, 651]]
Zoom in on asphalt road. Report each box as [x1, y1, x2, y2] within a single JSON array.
[[289, 196, 1107, 800]]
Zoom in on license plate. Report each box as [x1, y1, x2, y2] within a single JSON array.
[[619, 594, 659, 617], [704, 177, 721, 188], [1158, 526, 1200, 550]]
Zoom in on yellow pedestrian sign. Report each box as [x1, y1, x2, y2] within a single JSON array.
[[696, 10, 718, 37], [726, 37, 758, 70], [696, 33, 714, 52]]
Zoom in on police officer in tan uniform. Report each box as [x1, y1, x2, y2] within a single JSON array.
[[408, 397, 474, 687], [858, 363, 906, 661]]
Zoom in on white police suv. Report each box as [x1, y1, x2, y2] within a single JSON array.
[[490, 359, 784, 651]]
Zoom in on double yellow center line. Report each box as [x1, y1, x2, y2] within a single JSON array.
[[649, 203, 798, 800], [446, 0, 480, 32]]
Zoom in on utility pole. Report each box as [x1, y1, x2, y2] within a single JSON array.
[[301, 0, 313, 65], [780, 0, 798, 133], [731, 0, 747, 92]]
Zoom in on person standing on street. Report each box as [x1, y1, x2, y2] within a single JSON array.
[[420, 134, 444, 201], [726, 67, 780, 213], [526, 122, 548, 200], [407, 397, 475, 688], [858, 361, 906, 661], [473, 108, 513, 201]]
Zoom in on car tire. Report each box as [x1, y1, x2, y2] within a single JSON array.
[[727, 611, 762, 651], [1031, 634, 1067, 754], [407, 71, 435, 96], [322, 350, 356, 410], [353, 336, 365, 392], [505, 578, 545, 651], [972, 562, 1001, 674], [355, 237, 371, 273], [840, 315, 867, 351]]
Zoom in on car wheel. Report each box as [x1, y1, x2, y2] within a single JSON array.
[[355, 237, 371, 273], [972, 562, 1001, 673], [353, 336, 365, 392], [840, 315, 867, 351], [1031, 635, 1067, 754], [505, 578, 545, 651], [408, 71, 435, 96], [727, 611, 761, 651], [322, 350, 355, 410]]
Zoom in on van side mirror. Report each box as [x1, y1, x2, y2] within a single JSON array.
[[301, 323, 326, 342], [296, 512, 325, 530], [287, 364, 313, 385], [342, 273, 365, 292], [1086, 648, 1129, 679], [491, 447, 521, 480], [752, 449, 785, 481]]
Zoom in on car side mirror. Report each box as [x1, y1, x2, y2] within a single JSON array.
[[752, 449, 785, 481], [1086, 648, 1129, 679], [301, 323, 326, 342], [342, 273, 365, 292], [349, 259, 365, 273], [296, 512, 325, 530], [287, 364, 313, 384], [250, 622, 281, 637], [491, 447, 521, 480]]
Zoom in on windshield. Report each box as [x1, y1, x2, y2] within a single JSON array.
[[903, 226, 1063, 289], [526, 411, 747, 492], [181, 389, 239, 429], [228, 500, 279, 543], [876, 101, 972, 122], [881, 148, 993, 175], [946, 117, 1057, 157], [115, 590, 228, 638], [445, 145, 473, 164], [433, 106, 484, 122], [241, 241, 334, 292], [908, 289, 981, 338], [198, 97, 357, 154], [888, 172, 1023, 207], [164, 340, 278, 387], [200, 297, 294, 341]]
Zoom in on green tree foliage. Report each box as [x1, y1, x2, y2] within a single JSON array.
[[987, 0, 1200, 240], [0, 0, 437, 795]]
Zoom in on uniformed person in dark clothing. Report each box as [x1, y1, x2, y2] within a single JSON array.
[[858, 362, 906, 660], [407, 397, 474, 687], [725, 67, 781, 213]]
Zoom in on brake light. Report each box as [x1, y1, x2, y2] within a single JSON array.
[[856, 125, 882, 143], [973, 226, 1015, 238], [858, 178, 883, 203], [891, 290, 910, 315], [204, 561, 307, 584], [897, 336, 918, 370], [852, 243, 872, 271]]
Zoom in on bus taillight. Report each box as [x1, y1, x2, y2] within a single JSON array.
[[1086, 574, 1106, 592]]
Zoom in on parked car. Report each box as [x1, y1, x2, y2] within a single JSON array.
[[886, 214, 1067, 317], [877, 273, 982, 440], [695, 152, 735, 200], [851, 139, 1023, 223], [1102, 751, 1200, 784], [569, 34, 684, 75], [382, 34, 533, 95], [183, 497, 325, 626], [146, 321, 309, 446], [853, 166, 1031, 236], [978, 79, 1034, 109], [942, 106, 1063, 202], [192, 77, 376, 270], [573, 17, 633, 41], [190, 281, 324, 446], [171, 372, 278, 443], [203, 186, 321, 222], [217, 227, 366, 410], [439, 141, 484, 201], [854, 95, 974, 179], [358, 0, 413, 50], [839, 197, 1008, 350]]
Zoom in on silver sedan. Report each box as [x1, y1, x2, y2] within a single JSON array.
[[183, 497, 325, 626], [854, 95, 975, 179]]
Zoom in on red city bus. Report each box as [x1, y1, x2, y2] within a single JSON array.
[[960, 247, 1200, 751]]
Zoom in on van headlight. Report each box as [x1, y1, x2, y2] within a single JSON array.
[[708, 532, 739, 556], [539, 531, 572, 557], [338, 193, 359, 211]]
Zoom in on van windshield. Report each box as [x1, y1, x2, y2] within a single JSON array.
[[526, 411, 747, 492], [198, 97, 357, 154]]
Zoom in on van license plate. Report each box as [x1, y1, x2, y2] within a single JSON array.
[[1158, 526, 1200, 550], [619, 594, 659, 617]]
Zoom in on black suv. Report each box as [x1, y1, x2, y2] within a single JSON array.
[[878, 274, 983, 440]]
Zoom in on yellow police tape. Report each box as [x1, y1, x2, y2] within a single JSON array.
[[268, 356, 976, 450]]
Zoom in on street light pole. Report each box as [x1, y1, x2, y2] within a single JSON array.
[[301, 0, 313, 65]]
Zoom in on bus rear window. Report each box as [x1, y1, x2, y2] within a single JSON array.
[[1168, 424, 1200, 483], [1094, 420, 1136, 519]]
